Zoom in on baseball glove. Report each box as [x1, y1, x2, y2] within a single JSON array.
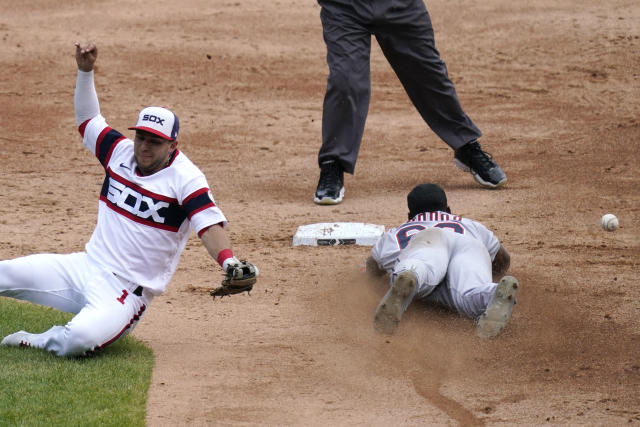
[[210, 260, 258, 298]]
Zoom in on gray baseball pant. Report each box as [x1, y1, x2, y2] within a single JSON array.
[[318, 0, 482, 174]]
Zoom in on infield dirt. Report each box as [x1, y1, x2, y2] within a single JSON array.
[[1, 0, 638, 425]]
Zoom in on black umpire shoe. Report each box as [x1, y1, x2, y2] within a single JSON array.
[[314, 160, 344, 205], [454, 140, 507, 188]]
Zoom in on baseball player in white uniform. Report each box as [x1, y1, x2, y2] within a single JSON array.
[[367, 183, 519, 338], [0, 42, 257, 356]]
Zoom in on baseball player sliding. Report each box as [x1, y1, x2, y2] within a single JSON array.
[[366, 183, 519, 338], [0, 42, 257, 356]]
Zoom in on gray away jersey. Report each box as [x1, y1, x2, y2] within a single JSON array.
[[371, 211, 501, 273]]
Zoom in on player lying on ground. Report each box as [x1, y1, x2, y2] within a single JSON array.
[[366, 183, 518, 338], [0, 42, 258, 356]]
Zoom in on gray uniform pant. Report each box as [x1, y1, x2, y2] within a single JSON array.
[[391, 228, 496, 318], [318, 0, 482, 174]]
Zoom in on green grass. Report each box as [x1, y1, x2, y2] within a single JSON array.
[[0, 298, 154, 426]]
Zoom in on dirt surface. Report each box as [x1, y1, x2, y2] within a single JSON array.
[[1, 0, 639, 425]]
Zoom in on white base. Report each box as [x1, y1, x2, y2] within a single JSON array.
[[293, 222, 385, 247]]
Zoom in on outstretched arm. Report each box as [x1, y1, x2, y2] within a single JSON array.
[[74, 42, 100, 126], [201, 223, 259, 298], [492, 245, 511, 281], [199, 223, 237, 271]]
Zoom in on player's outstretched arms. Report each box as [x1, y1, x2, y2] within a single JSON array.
[[200, 224, 233, 265], [200, 224, 258, 298], [492, 245, 511, 281], [75, 42, 97, 72]]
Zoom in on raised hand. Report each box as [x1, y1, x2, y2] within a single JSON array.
[[74, 42, 97, 72]]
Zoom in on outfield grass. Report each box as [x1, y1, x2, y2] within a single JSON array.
[[0, 298, 154, 426]]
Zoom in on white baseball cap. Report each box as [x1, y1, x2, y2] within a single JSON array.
[[129, 106, 180, 141]]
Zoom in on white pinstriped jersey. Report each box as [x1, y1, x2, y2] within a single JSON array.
[[79, 115, 227, 294], [371, 211, 501, 273]]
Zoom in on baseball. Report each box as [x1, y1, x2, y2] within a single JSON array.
[[601, 214, 619, 232]]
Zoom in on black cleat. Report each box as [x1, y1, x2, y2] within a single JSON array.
[[314, 160, 345, 205], [454, 141, 507, 188]]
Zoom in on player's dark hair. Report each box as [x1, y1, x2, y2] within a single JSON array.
[[407, 183, 450, 219]]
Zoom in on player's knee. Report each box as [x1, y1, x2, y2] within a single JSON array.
[[394, 259, 441, 288]]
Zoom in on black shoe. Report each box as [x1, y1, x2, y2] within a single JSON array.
[[314, 160, 344, 205], [454, 141, 507, 188]]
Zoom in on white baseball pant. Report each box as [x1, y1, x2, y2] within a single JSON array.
[[0, 252, 151, 356]]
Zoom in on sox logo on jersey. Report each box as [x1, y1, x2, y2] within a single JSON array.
[[98, 165, 188, 233], [106, 177, 169, 223]]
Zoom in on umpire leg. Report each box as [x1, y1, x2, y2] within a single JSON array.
[[318, 0, 372, 174], [374, 0, 482, 150]]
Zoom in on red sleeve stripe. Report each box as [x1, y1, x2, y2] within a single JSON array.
[[78, 119, 90, 137], [103, 135, 125, 168], [95, 126, 111, 160], [187, 203, 214, 220], [183, 188, 216, 220], [197, 225, 211, 238], [197, 222, 225, 238], [90, 125, 126, 168], [183, 187, 211, 204]]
